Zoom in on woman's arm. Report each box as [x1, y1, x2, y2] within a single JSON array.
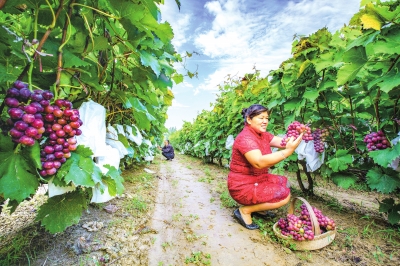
[[244, 133, 303, 169]]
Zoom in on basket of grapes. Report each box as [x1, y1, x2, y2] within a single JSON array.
[[273, 197, 336, 250]]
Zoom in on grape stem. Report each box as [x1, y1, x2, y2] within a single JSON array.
[[347, 90, 361, 154], [56, 0, 76, 92], [17, 0, 65, 82]]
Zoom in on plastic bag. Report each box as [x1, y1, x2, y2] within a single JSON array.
[[126, 125, 143, 146], [91, 184, 114, 203], [296, 140, 325, 172], [48, 177, 75, 198], [106, 125, 128, 158], [205, 141, 210, 156], [95, 144, 121, 174], [225, 135, 234, 149], [75, 100, 108, 156]]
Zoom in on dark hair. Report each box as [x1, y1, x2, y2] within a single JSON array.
[[165, 139, 170, 144], [242, 104, 269, 124]]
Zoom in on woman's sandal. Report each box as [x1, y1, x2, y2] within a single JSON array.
[[233, 209, 259, 230], [252, 211, 276, 220]]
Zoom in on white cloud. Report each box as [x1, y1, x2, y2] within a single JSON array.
[[193, 0, 360, 91], [171, 99, 189, 108], [158, 1, 192, 51]]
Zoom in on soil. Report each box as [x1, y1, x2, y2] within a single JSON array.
[[1, 154, 400, 266]]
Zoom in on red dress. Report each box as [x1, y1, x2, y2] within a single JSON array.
[[228, 124, 290, 205]]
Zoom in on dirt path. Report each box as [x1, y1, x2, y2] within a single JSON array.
[[147, 156, 341, 266]]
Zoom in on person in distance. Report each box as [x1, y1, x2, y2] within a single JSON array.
[[158, 139, 175, 161], [228, 104, 303, 230]]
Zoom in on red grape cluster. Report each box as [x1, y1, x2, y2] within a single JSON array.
[[312, 128, 329, 153], [4, 80, 82, 176], [363, 131, 390, 151], [39, 98, 82, 176], [277, 214, 314, 241], [280, 121, 313, 146], [300, 204, 336, 232], [277, 204, 336, 241]]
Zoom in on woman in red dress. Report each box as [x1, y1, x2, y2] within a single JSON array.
[[228, 104, 303, 230]]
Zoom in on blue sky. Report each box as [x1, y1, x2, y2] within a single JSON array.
[[159, 0, 361, 129]]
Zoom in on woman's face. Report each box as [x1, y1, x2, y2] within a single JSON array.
[[247, 111, 269, 133], [164, 140, 168, 146]]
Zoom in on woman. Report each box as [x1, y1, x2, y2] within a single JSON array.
[[228, 104, 303, 230], [158, 140, 175, 160]]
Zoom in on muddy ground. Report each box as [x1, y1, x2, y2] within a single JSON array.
[[1, 154, 399, 265]]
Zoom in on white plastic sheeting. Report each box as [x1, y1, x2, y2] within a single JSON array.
[[296, 140, 325, 172], [106, 125, 128, 159], [125, 125, 143, 146], [225, 135, 234, 149]]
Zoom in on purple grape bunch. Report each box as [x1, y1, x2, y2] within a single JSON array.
[[277, 204, 336, 241], [4, 80, 83, 177], [280, 121, 313, 146], [312, 128, 329, 153], [363, 131, 390, 151], [5, 81, 52, 146]]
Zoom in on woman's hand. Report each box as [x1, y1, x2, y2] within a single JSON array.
[[285, 133, 304, 152]]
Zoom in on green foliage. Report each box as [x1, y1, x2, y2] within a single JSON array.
[[0, 135, 40, 205], [35, 190, 88, 234], [378, 198, 400, 225], [366, 167, 400, 194]]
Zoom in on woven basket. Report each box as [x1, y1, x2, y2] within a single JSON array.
[[273, 197, 336, 250]]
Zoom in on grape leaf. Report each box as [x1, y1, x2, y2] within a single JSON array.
[[360, 13, 383, 30], [332, 173, 358, 189], [139, 50, 161, 76], [369, 142, 400, 168], [388, 210, 400, 225], [337, 46, 368, 85], [36, 190, 87, 233], [326, 150, 353, 172], [103, 165, 125, 196], [378, 198, 395, 212], [0, 136, 40, 202], [55, 147, 101, 188], [366, 167, 400, 194]]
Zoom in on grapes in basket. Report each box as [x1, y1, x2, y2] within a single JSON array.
[[277, 204, 336, 241]]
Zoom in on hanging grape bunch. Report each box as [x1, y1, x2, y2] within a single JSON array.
[[277, 204, 336, 241], [312, 128, 329, 153], [5, 80, 50, 146], [4, 81, 82, 176], [363, 131, 390, 151], [280, 121, 313, 146]]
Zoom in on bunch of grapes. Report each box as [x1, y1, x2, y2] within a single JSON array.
[[300, 204, 336, 232], [277, 204, 336, 241], [39, 98, 82, 176], [277, 214, 315, 241], [363, 131, 390, 151], [3, 80, 82, 176], [5, 81, 51, 146], [312, 128, 329, 153], [280, 121, 313, 146]]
